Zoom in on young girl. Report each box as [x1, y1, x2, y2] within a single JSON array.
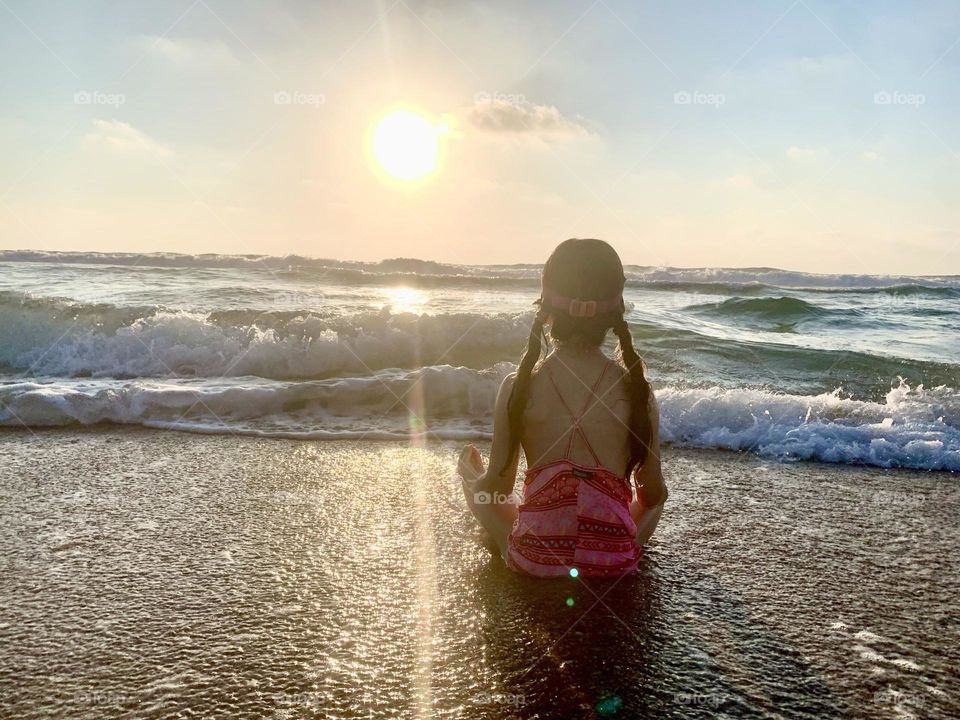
[[458, 239, 667, 578]]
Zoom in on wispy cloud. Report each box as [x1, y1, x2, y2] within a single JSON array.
[[83, 119, 171, 158], [129, 34, 238, 67], [786, 145, 830, 161], [465, 99, 590, 139], [724, 174, 755, 189], [785, 55, 856, 76]]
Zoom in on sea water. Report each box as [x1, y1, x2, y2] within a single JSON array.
[[0, 250, 957, 470]]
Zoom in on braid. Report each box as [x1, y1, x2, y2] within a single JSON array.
[[613, 316, 652, 477], [499, 306, 548, 476]]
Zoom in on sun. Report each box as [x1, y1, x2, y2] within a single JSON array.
[[370, 109, 444, 182]]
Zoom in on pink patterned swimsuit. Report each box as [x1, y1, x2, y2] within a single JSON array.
[[506, 361, 642, 578]]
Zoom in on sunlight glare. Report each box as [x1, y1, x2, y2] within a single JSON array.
[[371, 109, 444, 181], [384, 286, 427, 314]]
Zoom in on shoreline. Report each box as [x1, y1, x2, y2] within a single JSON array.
[[1, 428, 957, 718], [2, 423, 957, 477]]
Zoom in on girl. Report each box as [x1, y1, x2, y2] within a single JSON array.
[[458, 239, 667, 578]]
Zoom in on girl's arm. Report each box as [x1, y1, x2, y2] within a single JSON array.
[[635, 389, 667, 506], [632, 390, 667, 546], [479, 373, 521, 494], [458, 373, 521, 495]]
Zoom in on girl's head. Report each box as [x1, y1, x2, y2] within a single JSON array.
[[540, 238, 626, 345], [502, 238, 653, 481]]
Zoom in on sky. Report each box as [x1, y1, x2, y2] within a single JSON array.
[[0, 0, 958, 274]]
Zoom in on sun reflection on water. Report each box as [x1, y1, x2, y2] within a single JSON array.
[[384, 286, 428, 314]]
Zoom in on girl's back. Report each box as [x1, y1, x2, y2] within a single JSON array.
[[522, 351, 631, 477]]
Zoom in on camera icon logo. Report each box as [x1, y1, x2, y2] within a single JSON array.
[[873, 91, 892, 105]]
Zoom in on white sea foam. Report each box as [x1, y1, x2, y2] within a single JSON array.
[[657, 382, 960, 471], [0, 306, 533, 378], [2, 372, 957, 471], [0, 365, 509, 433]]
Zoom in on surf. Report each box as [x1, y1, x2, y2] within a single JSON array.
[[2, 373, 957, 471]]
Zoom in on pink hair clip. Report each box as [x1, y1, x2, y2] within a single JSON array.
[[541, 289, 622, 318], [568, 299, 597, 317]]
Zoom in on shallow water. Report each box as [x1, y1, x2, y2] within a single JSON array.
[[1, 430, 956, 718]]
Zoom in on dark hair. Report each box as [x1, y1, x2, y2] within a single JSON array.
[[500, 238, 653, 480]]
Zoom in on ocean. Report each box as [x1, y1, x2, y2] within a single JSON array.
[[1, 249, 958, 471]]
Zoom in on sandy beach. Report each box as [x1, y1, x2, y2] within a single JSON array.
[[1, 428, 956, 719]]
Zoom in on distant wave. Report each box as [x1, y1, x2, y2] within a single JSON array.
[[286, 265, 539, 289], [0, 249, 479, 276], [862, 284, 960, 298], [685, 296, 836, 321], [3, 250, 958, 293], [684, 294, 960, 329], [2, 375, 957, 471], [624, 266, 960, 291]]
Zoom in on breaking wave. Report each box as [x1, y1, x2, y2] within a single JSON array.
[[1, 374, 956, 471]]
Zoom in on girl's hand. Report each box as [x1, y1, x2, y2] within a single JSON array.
[[458, 444, 486, 484]]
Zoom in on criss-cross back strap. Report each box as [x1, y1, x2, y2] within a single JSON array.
[[545, 359, 613, 466]]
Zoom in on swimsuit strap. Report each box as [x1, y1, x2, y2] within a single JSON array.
[[545, 359, 613, 465]]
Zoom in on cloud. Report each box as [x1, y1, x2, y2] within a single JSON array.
[[129, 35, 238, 67], [785, 55, 856, 76], [862, 150, 881, 161], [83, 119, 171, 158], [786, 145, 830, 161], [465, 99, 590, 139], [723, 174, 755, 189]]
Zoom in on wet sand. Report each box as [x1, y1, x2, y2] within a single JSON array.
[[0, 429, 957, 719]]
